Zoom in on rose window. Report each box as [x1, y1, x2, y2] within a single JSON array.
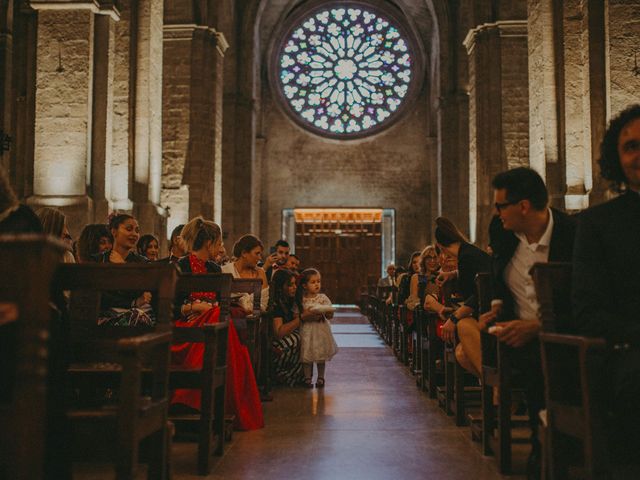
[[275, 4, 417, 138]]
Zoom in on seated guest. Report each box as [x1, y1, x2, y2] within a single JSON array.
[[397, 252, 421, 307], [94, 213, 153, 326], [269, 269, 305, 386], [171, 217, 263, 430], [572, 104, 640, 466], [284, 253, 301, 276], [408, 246, 439, 310], [36, 207, 75, 263], [263, 239, 290, 281], [222, 234, 269, 313], [137, 233, 159, 260], [457, 167, 575, 478], [435, 216, 491, 347], [0, 165, 41, 234], [76, 224, 112, 263], [378, 263, 397, 288], [159, 224, 186, 263]]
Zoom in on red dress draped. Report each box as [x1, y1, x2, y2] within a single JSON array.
[[170, 255, 264, 430]]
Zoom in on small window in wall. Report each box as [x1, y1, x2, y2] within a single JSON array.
[[272, 2, 422, 140]]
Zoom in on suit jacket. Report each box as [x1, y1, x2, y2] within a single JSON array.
[[377, 276, 395, 288], [489, 208, 576, 320], [572, 191, 640, 344]]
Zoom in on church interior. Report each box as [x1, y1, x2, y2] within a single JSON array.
[[1, 0, 640, 478]]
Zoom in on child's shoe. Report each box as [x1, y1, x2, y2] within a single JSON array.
[[315, 377, 325, 389]]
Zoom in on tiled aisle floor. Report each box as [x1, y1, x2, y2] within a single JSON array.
[[170, 307, 524, 479]]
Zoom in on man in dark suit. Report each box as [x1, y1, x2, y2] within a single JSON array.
[[572, 104, 640, 466], [158, 224, 186, 264], [457, 167, 576, 479]]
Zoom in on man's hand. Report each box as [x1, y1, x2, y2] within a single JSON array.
[[495, 319, 540, 348], [436, 270, 457, 288], [478, 305, 501, 331], [441, 318, 456, 343], [263, 253, 278, 269], [437, 305, 453, 321]]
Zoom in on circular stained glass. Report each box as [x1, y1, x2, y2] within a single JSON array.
[[275, 4, 417, 138]]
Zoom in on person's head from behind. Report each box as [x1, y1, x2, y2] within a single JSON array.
[[233, 234, 264, 268], [434, 217, 467, 258], [420, 246, 439, 275], [108, 213, 139, 253], [37, 207, 70, 244], [137, 234, 159, 260], [169, 224, 186, 257], [181, 216, 222, 260], [285, 254, 300, 272], [77, 224, 112, 262], [299, 268, 321, 297], [491, 167, 549, 232], [386, 263, 396, 277], [274, 239, 290, 265], [407, 251, 421, 274], [599, 104, 640, 192]]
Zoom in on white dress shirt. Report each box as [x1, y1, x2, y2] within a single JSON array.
[[503, 209, 554, 321]]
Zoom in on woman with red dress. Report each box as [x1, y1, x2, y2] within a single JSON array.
[[171, 217, 264, 430]]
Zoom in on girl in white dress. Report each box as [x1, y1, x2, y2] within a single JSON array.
[[297, 268, 338, 388]]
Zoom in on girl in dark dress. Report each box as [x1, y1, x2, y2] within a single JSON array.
[[93, 214, 153, 326], [171, 217, 263, 430], [269, 269, 305, 386]]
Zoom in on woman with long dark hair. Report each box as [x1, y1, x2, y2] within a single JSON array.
[[268, 269, 304, 386], [76, 224, 112, 263]]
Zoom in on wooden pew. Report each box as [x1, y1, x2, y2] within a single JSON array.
[[171, 273, 232, 475], [377, 286, 395, 345], [398, 304, 410, 365], [229, 278, 272, 400], [0, 235, 65, 480], [531, 262, 609, 480], [476, 272, 528, 473], [54, 262, 177, 480]]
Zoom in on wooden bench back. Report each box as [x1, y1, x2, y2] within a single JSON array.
[[530, 262, 572, 333], [175, 273, 232, 320], [230, 278, 262, 313], [0, 235, 65, 480], [53, 263, 177, 362]]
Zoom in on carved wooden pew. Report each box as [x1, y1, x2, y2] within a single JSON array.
[[54, 262, 176, 480], [171, 273, 231, 475], [0, 235, 66, 480], [531, 262, 609, 480]]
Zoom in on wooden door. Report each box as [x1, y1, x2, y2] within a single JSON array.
[[294, 210, 382, 305]]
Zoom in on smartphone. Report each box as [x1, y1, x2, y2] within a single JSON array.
[[269, 246, 277, 255]]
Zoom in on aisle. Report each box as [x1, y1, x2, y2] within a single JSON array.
[[172, 307, 519, 479]]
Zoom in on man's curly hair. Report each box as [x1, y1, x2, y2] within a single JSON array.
[[600, 104, 640, 192]]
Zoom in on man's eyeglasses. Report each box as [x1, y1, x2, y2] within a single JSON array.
[[494, 200, 520, 212]]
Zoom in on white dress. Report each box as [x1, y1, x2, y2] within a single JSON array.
[[300, 293, 339, 363]]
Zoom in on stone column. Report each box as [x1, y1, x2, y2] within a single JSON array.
[[558, 0, 608, 210], [465, 21, 529, 247], [528, 0, 563, 207], [91, 2, 118, 221], [110, 0, 134, 212], [133, 0, 166, 238], [162, 22, 227, 233], [0, 0, 13, 171]]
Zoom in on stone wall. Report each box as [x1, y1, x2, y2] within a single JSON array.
[[259, 88, 435, 264]]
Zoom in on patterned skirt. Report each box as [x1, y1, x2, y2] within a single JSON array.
[[272, 330, 304, 387]]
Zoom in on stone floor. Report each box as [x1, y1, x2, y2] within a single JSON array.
[[171, 307, 526, 479], [77, 307, 527, 479]]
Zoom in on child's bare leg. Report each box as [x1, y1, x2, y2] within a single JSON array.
[[303, 363, 313, 380], [316, 362, 326, 387]]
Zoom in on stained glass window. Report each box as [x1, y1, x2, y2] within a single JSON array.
[[276, 5, 415, 138]]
